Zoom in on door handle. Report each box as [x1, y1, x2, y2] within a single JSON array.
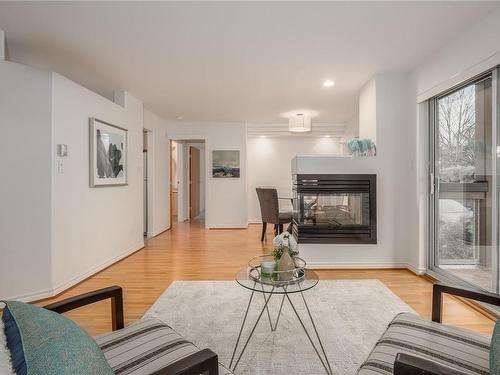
[[430, 173, 435, 195]]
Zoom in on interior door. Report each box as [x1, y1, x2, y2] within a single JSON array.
[[429, 73, 497, 292], [189, 146, 201, 219], [143, 150, 147, 235]]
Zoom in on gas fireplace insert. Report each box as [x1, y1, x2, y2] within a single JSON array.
[[292, 174, 377, 244]]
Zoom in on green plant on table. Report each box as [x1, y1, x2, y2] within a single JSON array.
[[271, 232, 298, 261]]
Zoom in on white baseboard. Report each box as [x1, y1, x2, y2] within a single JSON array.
[[11, 242, 145, 302], [147, 224, 170, 238], [208, 224, 249, 229], [404, 263, 427, 275], [247, 219, 262, 224], [306, 261, 407, 269]]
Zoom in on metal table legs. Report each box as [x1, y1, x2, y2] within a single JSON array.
[[229, 285, 332, 374], [229, 285, 275, 371]]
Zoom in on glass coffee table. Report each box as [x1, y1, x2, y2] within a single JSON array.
[[229, 257, 332, 374]]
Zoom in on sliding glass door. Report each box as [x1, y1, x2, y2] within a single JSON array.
[[429, 71, 499, 292]]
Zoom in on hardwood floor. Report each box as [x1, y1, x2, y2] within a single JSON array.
[[38, 220, 495, 336]]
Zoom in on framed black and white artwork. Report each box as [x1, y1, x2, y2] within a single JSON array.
[[212, 150, 240, 178], [89, 118, 128, 187]]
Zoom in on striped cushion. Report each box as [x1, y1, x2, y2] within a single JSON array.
[[95, 318, 233, 375], [358, 313, 491, 375]]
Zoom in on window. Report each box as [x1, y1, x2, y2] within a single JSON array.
[[429, 73, 498, 292]]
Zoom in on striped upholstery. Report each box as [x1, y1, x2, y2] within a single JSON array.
[[358, 313, 491, 375], [94, 318, 233, 375]]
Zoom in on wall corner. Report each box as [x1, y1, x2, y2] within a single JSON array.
[[113, 89, 126, 108]]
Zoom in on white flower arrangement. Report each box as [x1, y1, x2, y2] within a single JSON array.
[[271, 232, 298, 260], [272, 232, 298, 250]]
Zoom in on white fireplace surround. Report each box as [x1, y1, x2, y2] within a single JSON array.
[[292, 152, 423, 274]]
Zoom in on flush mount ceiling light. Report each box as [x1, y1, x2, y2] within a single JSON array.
[[289, 113, 312, 133], [323, 80, 335, 88]]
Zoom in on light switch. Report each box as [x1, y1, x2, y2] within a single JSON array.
[[57, 160, 64, 174], [57, 144, 68, 157]]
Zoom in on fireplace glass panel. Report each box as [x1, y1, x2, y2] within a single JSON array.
[[300, 193, 369, 226], [293, 174, 376, 244]]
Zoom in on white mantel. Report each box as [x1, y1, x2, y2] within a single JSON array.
[[292, 155, 378, 175]]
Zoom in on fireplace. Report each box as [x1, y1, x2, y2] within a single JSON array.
[[292, 174, 377, 244]]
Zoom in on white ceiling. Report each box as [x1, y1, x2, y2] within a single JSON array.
[[0, 2, 498, 123]]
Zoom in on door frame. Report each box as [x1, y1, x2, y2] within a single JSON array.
[[427, 69, 500, 292], [168, 135, 209, 228], [143, 128, 154, 237], [169, 139, 174, 227], [189, 145, 201, 220]]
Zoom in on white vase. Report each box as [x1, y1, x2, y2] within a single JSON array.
[[278, 252, 295, 281]]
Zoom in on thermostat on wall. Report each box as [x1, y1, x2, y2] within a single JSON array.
[[57, 144, 68, 157]]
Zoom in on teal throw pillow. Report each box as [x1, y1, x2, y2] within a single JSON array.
[[2, 301, 114, 375]]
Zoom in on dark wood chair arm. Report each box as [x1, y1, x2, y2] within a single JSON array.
[[432, 283, 500, 323], [151, 348, 219, 375], [394, 353, 469, 375], [43, 285, 124, 330]]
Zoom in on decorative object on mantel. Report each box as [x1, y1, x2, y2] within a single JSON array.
[[347, 138, 376, 156], [212, 150, 240, 178], [89, 118, 128, 187]]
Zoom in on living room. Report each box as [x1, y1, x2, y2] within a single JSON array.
[[1, 2, 500, 374]]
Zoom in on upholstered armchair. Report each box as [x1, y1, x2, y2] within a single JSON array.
[[43, 286, 227, 375], [358, 283, 500, 375]]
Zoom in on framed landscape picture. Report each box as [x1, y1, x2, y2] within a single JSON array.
[[89, 118, 128, 187], [212, 150, 240, 178]]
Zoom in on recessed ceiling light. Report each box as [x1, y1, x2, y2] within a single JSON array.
[[259, 135, 267, 138], [323, 80, 335, 88], [323, 135, 331, 138], [176, 115, 184, 120]]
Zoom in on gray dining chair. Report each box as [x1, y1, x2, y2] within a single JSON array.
[[256, 188, 293, 241]]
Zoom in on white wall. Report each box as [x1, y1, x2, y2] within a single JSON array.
[[406, 7, 500, 272], [415, 7, 500, 102], [339, 116, 360, 155], [0, 59, 170, 300], [166, 122, 248, 228], [51, 74, 145, 291], [0, 30, 5, 61], [0, 60, 53, 300], [296, 74, 422, 272], [247, 136, 342, 223], [358, 79, 377, 143]]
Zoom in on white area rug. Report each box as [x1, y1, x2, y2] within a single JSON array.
[[145, 280, 415, 375], [0, 316, 14, 375]]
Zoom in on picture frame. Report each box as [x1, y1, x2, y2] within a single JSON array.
[[212, 150, 240, 178], [89, 118, 128, 187]]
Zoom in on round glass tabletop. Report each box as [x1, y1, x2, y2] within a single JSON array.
[[235, 267, 319, 294]]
